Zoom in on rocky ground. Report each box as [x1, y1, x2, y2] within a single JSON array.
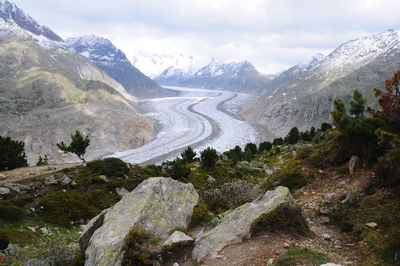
[[0, 163, 81, 184]]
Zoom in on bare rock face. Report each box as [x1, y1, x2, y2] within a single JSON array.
[[192, 186, 295, 263], [80, 177, 199, 266]]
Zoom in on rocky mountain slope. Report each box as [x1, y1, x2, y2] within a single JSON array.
[[242, 29, 400, 136], [0, 0, 153, 164], [66, 36, 173, 98], [156, 59, 273, 93]]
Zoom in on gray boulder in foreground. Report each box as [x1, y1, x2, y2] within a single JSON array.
[[192, 186, 294, 262], [80, 177, 199, 266]]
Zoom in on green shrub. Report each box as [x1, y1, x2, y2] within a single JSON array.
[[337, 167, 350, 175], [253, 206, 309, 236], [264, 160, 309, 191], [0, 136, 28, 170], [68, 253, 85, 266], [203, 180, 262, 212], [10, 195, 35, 208], [163, 158, 191, 181], [0, 229, 37, 245], [87, 157, 129, 177], [272, 247, 329, 266], [38, 192, 97, 226], [200, 147, 219, 168], [0, 201, 25, 222], [374, 149, 400, 188], [191, 200, 211, 225], [122, 225, 158, 266]]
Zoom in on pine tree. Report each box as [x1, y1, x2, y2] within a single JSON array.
[[349, 90, 367, 117], [200, 147, 219, 168], [0, 136, 28, 170], [286, 127, 300, 144], [57, 131, 90, 162], [181, 146, 196, 163]]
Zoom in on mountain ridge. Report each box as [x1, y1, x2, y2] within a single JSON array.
[[156, 59, 273, 93], [66, 35, 173, 98], [242, 28, 400, 137]]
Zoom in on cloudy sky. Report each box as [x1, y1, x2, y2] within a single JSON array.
[[12, 0, 400, 74]]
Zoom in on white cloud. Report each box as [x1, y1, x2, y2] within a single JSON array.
[[11, 0, 400, 73]]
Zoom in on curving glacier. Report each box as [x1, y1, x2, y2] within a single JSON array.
[[111, 86, 259, 164]]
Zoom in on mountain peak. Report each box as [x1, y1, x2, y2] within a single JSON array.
[[65, 35, 113, 48], [66, 35, 130, 65], [0, 0, 62, 42]]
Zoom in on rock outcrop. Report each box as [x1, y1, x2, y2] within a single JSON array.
[[192, 186, 295, 262], [80, 177, 199, 266]]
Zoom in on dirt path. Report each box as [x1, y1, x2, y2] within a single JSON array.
[[0, 163, 82, 183], [198, 167, 371, 266]]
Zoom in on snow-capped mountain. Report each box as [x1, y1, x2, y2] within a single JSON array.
[[0, 1, 155, 164], [66, 35, 172, 98], [156, 59, 273, 93], [242, 29, 400, 137], [0, 0, 63, 43], [131, 52, 211, 78]]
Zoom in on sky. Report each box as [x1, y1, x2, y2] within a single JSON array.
[[11, 0, 400, 74]]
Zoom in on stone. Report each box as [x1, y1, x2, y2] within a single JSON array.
[[71, 181, 77, 186], [40, 227, 51, 235], [333, 175, 341, 179], [264, 168, 273, 175], [319, 207, 331, 215], [173, 263, 180, 266], [115, 187, 129, 197], [163, 231, 193, 248], [207, 175, 216, 183], [336, 181, 346, 188], [267, 258, 274, 265], [81, 177, 199, 266], [326, 193, 336, 201], [348, 155, 359, 174], [366, 222, 378, 228], [283, 242, 291, 248], [23, 259, 49, 266], [192, 186, 296, 262], [0, 174, 6, 180], [47, 166, 57, 171], [0, 187, 11, 196], [44, 176, 58, 185], [4, 183, 30, 193], [322, 233, 332, 241], [320, 264, 343, 266], [99, 175, 110, 183], [26, 226, 38, 233], [62, 176, 72, 185]]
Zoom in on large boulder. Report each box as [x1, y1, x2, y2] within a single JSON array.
[[80, 177, 199, 266], [192, 186, 295, 262]]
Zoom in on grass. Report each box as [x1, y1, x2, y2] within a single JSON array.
[[271, 247, 330, 266]]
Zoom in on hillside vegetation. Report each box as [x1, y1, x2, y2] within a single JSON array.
[[0, 73, 399, 265]]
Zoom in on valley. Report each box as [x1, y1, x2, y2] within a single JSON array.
[[112, 86, 259, 164]]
